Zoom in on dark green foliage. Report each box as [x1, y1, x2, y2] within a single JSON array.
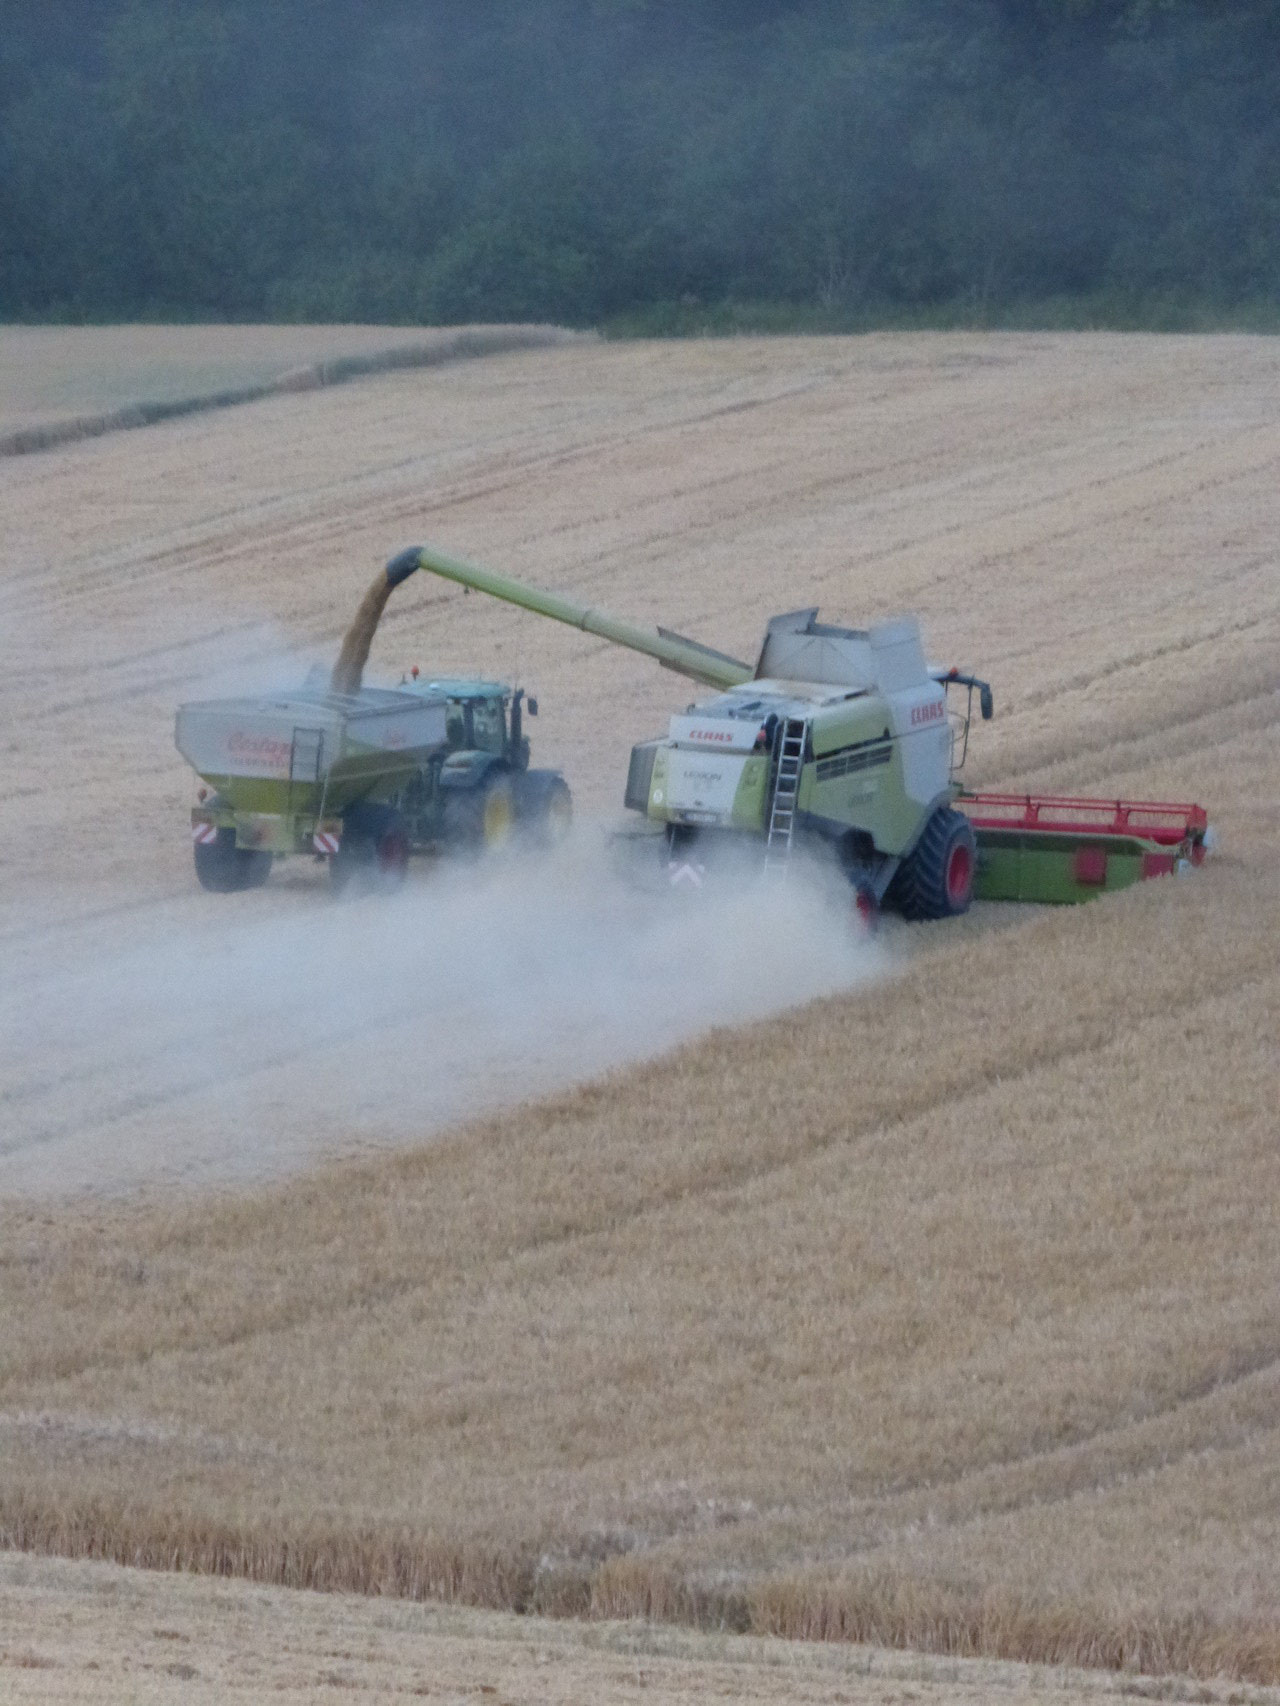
[[2, 1, 1277, 327]]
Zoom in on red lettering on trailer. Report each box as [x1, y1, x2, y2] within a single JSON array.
[[911, 700, 946, 726], [227, 731, 292, 764]]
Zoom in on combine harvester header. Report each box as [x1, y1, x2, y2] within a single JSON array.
[[960, 793, 1213, 903], [368, 545, 1215, 918]]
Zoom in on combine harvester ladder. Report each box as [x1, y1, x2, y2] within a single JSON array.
[[764, 717, 809, 877]]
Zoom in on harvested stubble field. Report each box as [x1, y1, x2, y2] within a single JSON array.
[[12, 1553, 1269, 1706], [0, 322, 582, 453], [0, 328, 1278, 1691]]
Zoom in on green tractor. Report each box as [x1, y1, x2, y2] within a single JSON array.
[[388, 543, 1213, 919], [176, 670, 570, 893]]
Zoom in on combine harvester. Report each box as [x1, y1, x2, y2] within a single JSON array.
[[382, 544, 1213, 920]]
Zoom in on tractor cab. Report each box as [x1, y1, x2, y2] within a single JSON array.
[[406, 677, 532, 769]]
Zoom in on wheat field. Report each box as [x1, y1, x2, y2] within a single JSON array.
[[0, 329, 1277, 1689]]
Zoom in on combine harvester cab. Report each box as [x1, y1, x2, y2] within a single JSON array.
[[385, 543, 1214, 920]]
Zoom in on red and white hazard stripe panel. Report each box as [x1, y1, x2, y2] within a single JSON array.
[[192, 821, 219, 845], [313, 830, 340, 856]]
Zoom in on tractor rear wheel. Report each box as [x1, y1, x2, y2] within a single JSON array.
[[525, 776, 573, 849], [194, 828, 273, 893], [332, 802, 410, 894], [887, 806, 976, 921]]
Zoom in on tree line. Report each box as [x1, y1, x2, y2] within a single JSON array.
[[2, 1, 1278, 329]]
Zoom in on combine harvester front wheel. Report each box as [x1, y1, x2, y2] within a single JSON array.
[[887, 805, 977, 920]]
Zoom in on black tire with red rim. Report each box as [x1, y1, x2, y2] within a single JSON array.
[[886, 806, 976, 921], [851, 879, 879, 932]]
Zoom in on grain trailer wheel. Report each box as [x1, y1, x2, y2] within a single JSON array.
[[194, 827, 273, 893], [331, 801, 411, 894]]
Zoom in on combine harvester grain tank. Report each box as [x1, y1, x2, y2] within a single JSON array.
[[385, 543, 1213, 919]]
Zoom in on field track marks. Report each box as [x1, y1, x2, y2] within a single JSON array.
[[465, 407, 1279, 571], [0, 615, 271, 687], [0, 894, 197, 951], [17, 957, 1273, 1392], [0, 371, 841, 616], [824, 439, 1280, 607], [1014, 605, 1279, 714], [635, 1342, 1280, 1564], [1006, 690, 1280, 802], [470, 429, 1280, 648], [985, 649, 1280, 790], [825, 1343, 1280, 1560], [0, 939, 462, 1150], [8, 345, 1265, 625]]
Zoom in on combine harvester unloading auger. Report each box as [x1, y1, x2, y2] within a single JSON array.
[[386, 543, 1214, 920]]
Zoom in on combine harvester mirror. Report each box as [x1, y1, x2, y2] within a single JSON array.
[[392, 543, 1214, 920]]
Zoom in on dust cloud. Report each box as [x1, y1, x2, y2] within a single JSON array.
[[0, 834, 884, 1198]]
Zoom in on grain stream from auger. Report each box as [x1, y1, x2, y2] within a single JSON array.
[[0, 329, 1278, 1683]]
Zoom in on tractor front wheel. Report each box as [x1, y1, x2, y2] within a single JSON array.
[[886, 806, 976, 921]]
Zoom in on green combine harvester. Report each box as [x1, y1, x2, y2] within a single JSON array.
[[386, 543, 1213, 919]]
